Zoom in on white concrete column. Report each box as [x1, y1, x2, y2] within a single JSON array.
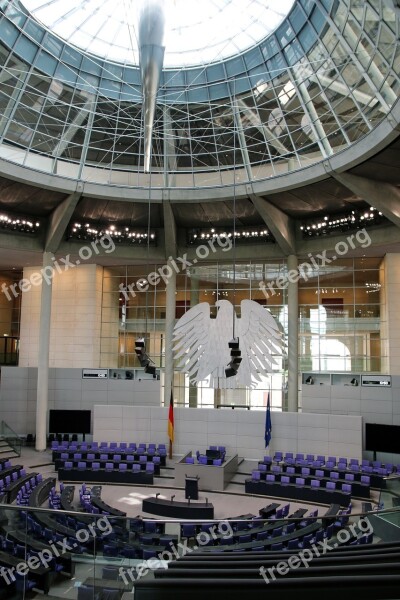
[[380, 253, 400, 374], [163, 259, 176, 407], [287, 254, 299, 412], [36, 253, 53, 451], [189, 272, 200, 408]]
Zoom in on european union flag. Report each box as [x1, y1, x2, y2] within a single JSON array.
[[265, 393, 272, 448]]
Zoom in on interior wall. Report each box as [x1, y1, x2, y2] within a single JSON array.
[[0, 367, 161, 434], [93, 405, 363, 460]]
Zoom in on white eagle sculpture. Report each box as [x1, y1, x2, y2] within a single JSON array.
[[173, 299, 283, 389]]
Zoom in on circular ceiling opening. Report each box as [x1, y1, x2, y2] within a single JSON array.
[[21, 0, 295, 67]]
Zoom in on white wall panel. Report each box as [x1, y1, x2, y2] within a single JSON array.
[[93, 405, 363, 460]]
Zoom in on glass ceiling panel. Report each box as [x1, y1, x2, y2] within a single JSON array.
[[21, 0, 296, 67]]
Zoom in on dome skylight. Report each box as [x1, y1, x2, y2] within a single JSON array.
[[21, 0, 295, 67]]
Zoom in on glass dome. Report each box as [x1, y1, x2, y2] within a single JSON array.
[[21, 0, 296, 67], [0, 0, 398, 196]]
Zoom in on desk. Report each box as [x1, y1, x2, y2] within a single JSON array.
[[260, 470, 370, 499], [60, 485, 76, 511], [4, 472, 38, 503], [175, 454, 238, 491], [29, 477, 56, 507], [58, 467, 153, 485], [258, 503, 280, 518], [90, 488, 127, 516], [0, 549, 51, 594], [198, 522, 320, 552], [4, 527, 75, 577], [245, 479, 351, 507], [54, 458, 161, 475], [322, 503, 341, 527], [84, 576, 132, 593], [142, 497, 214, 519], [53, 450, 166, 466], [277, 462, 385, 489], [288, 508, 308, 519]]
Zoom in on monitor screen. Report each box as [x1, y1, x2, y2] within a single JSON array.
[[49, 410, 91, 434], [365, 423, 400, 454]]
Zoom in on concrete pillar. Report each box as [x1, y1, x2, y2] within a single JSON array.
[[380, 253, 400, 374], [189, 273, 200, 407], [287, 254, 299, 412], [35, 253, 53, 451], [163, 259, 176, 407]]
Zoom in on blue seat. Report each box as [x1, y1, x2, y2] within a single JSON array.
[[103, 544, 119, 557], [181, 523, 197, 540], [15, 573, 37, 593], [78, 584, 101, 600], [142, 548, 158, 559], [285, 522, 295, 534], [270, 542, 283, 550], [102, 589, 121, 600]]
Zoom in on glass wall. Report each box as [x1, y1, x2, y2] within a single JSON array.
[[298, 257, 382, 374], [0, 269, 21, 365], [101, 257, 383, 410]]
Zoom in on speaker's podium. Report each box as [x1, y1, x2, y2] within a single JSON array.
[[185, 475, 199, 500]]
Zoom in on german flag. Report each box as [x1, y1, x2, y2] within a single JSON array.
[[168, 389, 174, 445]]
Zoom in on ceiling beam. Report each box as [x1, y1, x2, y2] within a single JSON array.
[[249, 189, 296, 255], [332, 171, 400, 229], [45, 187, 82, 253]]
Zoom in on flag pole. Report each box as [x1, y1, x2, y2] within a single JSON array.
[[169, 438, 173, 460], [168, 384, 174, 460]]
